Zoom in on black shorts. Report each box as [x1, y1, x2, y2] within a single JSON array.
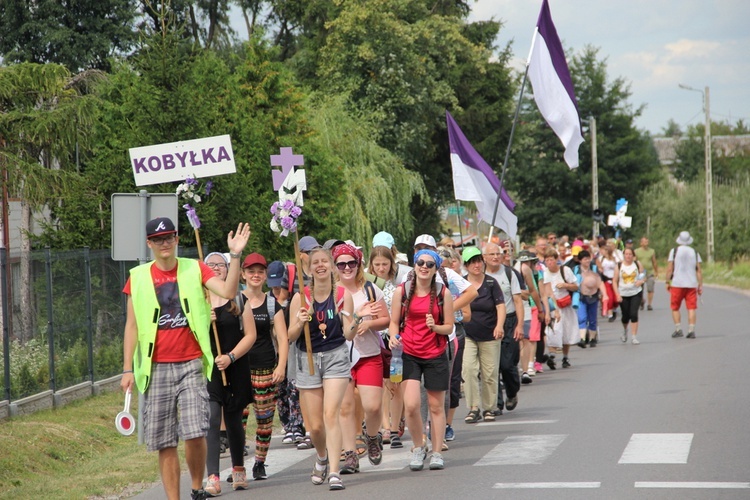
[[402, 352, 450, 392]]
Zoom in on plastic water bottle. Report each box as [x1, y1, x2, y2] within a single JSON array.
[[390, 335, 403, 383], [637, 272, 646, 281]]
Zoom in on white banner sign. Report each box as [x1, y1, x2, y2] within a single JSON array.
[[129, 135, 236, 186]]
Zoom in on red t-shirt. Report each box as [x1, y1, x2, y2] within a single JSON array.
[[123, 261, 214, 362], [401, 289, 446, 360]]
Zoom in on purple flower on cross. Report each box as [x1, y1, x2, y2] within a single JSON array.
[[183, 204, 201, 229], [205, 180, 213, 196]]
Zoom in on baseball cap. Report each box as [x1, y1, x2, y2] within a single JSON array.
[[266, 261, 286, 288], [517, 250, 539, 262], [298, 236, 321, 252], [323, 239, 345, 251], [146, 217, 177, 238], [625, 238, 633, 244], [414, 234, 437, 248], [372, 231, 395, 248], [571, 245, 583, 256], [242, 252, 267, 268], [462, 246, 482, 263], [344, 239, 362, 250]]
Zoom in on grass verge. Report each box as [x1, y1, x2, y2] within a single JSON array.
[[0, 390, 261, 499]]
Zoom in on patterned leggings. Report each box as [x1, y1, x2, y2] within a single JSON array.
[[247, 368, 277, 463], [277, 377, 304, 435]]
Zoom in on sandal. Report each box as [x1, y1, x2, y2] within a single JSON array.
[[355, 435, 367, 457], [464, 409, 482, 424], [311, 456, 329, 485], [483, 410, 495, 422], [381, 428, 391, 445]]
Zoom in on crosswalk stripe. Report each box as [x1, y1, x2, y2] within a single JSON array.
[[635, 482, 750, 489], [494, 482, 601, 489], [475, 419, 557, 427], [619, 433, 693, 464], [475, 434, 566, 466]]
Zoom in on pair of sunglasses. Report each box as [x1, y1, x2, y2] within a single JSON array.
[[415, 260, 436, 269], [335, 260, 358, 270]]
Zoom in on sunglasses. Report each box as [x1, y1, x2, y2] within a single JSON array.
[[415, 260, 436, 269], [335, 260, 358, 270]]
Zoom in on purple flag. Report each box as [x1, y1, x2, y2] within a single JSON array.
[[447, 111, 517, 238], [527, 0, 584, 169]]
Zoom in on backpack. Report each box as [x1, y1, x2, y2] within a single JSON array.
[[503, 264, 526, 291]]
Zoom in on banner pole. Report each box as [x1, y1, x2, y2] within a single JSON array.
[[293, 233, 315, 374]]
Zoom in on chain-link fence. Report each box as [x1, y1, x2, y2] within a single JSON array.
[[1, 246, 199, 402]]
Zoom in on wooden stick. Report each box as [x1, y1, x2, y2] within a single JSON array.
[[194, 228, 228, 386], [293, 233, 315, 374]]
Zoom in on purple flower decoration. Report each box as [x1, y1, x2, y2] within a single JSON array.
[[183, 204, 201, 229], [205, 180, 213, 196], [270, 201, 279, 215], [290, 206, 302, 218], [186, 176, 198, 186], [282, 199, 295, 211], [281, 216, 295, 229]]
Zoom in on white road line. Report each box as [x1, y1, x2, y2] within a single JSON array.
[[618, 433, 693, 464], [475, 419, 557, 426], [219, 443, 316, 481], [635, 482, 750, 489], [494, 482, 601, 489], [475, 434, 567, 466]]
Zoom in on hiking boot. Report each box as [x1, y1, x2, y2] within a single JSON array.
[[562, 357, 571, 369], [506, 396, 518, 411], [429, 453, 444, 470], [390, 434, 403, 448], [231, 467, 248, 490], [409, 446, 426, 471], [366, 434, 383, 466], [328, 472, 345, 491], [340, 451, 359, 474], [445, 424, 455, 442], [686, 330, 696, 339], [204, 475, 221, 497], [252, 461, 267, 480], [672, 329, 684, 338], [191, 489, 209, 500]]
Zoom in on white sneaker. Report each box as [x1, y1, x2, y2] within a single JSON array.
[[621, 330, 628, 343], [527, 362, 535, 376], [429, 453, 444, 470], [409, 447, 426, 471], [632, 337, 640, 345]]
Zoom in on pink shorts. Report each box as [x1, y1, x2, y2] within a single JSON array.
[[351, 354, 383, 387], [529, 307, 542, 342]]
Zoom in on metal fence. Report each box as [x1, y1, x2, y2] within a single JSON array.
[[0, 246, 199, 402]]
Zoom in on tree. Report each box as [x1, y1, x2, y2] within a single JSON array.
[[506, 45, 662, 240], [0, 0, 138, 71]]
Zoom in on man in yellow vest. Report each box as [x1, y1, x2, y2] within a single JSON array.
[[120, 217, 250, 500]]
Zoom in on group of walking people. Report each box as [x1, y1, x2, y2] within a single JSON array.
[[120, 217, 702, 499]]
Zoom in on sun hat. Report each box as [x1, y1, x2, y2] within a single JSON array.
[[517, 250, 539, 262], [676, 231, 694, 245]]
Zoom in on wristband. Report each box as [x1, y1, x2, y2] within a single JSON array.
[[227, 352, 236, 364], [122, 370, 133, 374], [229, 251, 241, 259]]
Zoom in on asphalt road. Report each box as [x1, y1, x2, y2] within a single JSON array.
[[134, 283, 750, 499]]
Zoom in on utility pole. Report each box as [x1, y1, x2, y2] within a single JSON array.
[[590, 116, 599, 240], [678, 84, 714, 263]]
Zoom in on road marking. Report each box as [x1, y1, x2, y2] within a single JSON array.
[[219, 443, 315, 481], [475, 434, 566, 465], [476, 419, 557, 426], [619, 433, 693, 464], [635, 482, 750, 489], [494, 482, 601, 489]]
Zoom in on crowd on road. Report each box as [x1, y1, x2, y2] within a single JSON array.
[[120, 218, 704, 499]]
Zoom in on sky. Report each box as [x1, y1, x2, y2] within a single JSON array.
[[229, 0, 750, 135], [470, 0, 750, 135]]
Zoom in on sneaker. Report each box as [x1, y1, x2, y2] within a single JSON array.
[[621, 330, 628, 343], [409, 446, 426, 471], [232, 467, 248, 490], [589, 338, 598, 348], [252, 460, 267, 480], [647, 305, 653, 311], [381, 428, 391, 445], [686, 331, 696, 339], [577, 339, 587, 348], [429, 453, 445, 470], [366, 434, 383, 466], [632, 337, 640, 345], [521, 372, 532, 384], [340, 451, 359, 474], [191, 489, 209, 500], [311, 456, 329, 485], [328, 472, 345, 491], [547, 354, 556, 370], [672, 329, 684, 338], [445, 424, 455, 442], [282, 432, 294, 444], [390, 434, 403, 449], [204, 475, 221, 497], [506, 396, 518, 411], [562, 357, 571, 369], [534, 361, 544, 373]]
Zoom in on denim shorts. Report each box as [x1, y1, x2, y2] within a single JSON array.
[[295, 343, 351, 389], [144, 358, 209, 452]]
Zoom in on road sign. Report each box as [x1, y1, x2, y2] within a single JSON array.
[[448, 206, 465, 215], [111, 193, 178, 261]]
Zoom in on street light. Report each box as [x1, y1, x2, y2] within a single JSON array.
[[678, 84, 714, 263]]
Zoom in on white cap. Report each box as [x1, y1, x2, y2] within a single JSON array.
[[413, 234, 437, 248], [344, 239, 362, 250]]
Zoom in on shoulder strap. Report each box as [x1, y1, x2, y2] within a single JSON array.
[[235, 290, 245, 331], [504, 265, 512, 287], [266, 292, 275, 325], [364, 280, 377, 303], [336, 285, 346, 312], [512, 267, 526, 290], [287, 264, 296, 294]]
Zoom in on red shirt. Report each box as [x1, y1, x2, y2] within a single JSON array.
[[401, 290, 446, 360], [123, 261, 214, 362]]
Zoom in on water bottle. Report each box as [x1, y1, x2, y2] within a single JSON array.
[[637, 272, 646, 281], [390, 335, 403, 383]]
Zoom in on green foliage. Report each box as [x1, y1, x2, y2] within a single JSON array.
[[507, 46, 662, 240], [0, 0, 138, 71]]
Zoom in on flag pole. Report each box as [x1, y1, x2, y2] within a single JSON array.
[[488, 62, 531, 242]]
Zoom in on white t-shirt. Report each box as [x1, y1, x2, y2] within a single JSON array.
[[352, 285, 385, 357], [487, 265, 522, 313], [514, 262, 532, 318], [601, 257, 617, 280], [668, 245, 702, 288], [617, 262, 642, 297], [544, 266, 576, 301]]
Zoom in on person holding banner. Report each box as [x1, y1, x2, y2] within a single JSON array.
[[288, 247, 356, 491], [120, 217, 250, 500]]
